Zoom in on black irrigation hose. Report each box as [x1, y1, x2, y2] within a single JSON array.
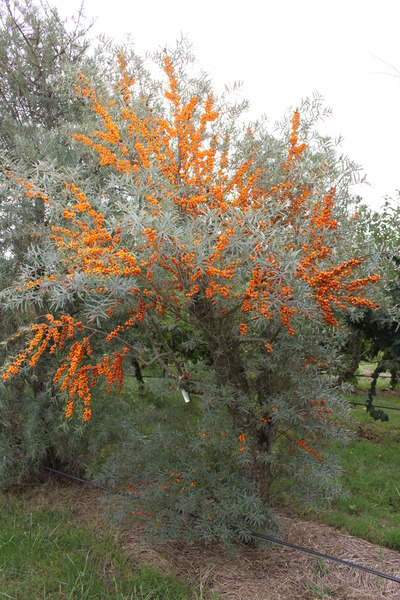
[[40, 465, 400, 585], [41, 465, 139, 499], [250, 531, 400, 584], [349, 401, 400, 411]]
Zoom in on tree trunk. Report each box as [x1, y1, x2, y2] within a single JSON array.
[[337, 329, 361, 385], [190, 296, 276, 501]]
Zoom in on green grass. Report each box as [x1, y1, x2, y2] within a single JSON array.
[[328, 382, 400, 549], [315, 432, 400, 549], [279, 368, 400, 550], [0, 490, 192, 599]]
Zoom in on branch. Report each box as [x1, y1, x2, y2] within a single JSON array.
[[79, 323, 146, 362], [235, 337, 270, 344], [234, 326, 282, 345], [150, 317, 183, 375], [141, 352, 170, 367], [142, 320, 177, 378], [270, 326, 282, 344], [176, 127, 182, 184]]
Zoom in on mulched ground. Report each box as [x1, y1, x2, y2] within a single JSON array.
[[18, 478, 400, 600]]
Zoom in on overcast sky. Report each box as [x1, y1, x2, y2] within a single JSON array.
[[53, 0, 400, 211]]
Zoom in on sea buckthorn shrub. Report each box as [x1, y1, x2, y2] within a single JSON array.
[[1, 39, 382, 542]]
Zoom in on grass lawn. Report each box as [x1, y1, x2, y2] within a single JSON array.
[[279, 367, 400, 550], [0, 486, 193, 599]]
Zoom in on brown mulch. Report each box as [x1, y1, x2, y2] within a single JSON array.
[[122, 514, 400, 600], [7, 479, 400, 599]]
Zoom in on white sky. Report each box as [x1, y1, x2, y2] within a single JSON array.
[[53, 0, 400, 211]]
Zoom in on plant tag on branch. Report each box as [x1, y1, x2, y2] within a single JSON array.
[[182, 389, 190, 403]]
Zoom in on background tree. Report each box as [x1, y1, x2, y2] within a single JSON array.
[[337, 199, 400, 420], [0, 0, 132, 484], [1, 39, 383, 543]]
